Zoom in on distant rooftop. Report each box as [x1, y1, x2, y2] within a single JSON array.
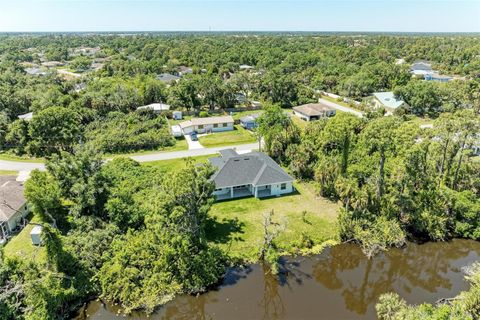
[[157, 73, 181, 83], [293, 103, 335, 116], [373, 92, 406, 109], [179, 115, 234, 129], [137, 103, 170, 112], [18, 112, 34, 121]]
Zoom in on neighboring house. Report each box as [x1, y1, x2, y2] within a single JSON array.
[[240, 114, 260, 130], [136, 103, 171, 113], [177, 66, 193, 76], [372, 92, 409, 114], [24, 67, 47, 76], [171, 125, 183, 138], [18, 112, 34, 121], [0, 176, 30, 244], [157, 73, 181, 84], [424, 73, 453, 82], [179, 115, 234, 135], [41, 61, 64, 68], [73, 46, 101, 56], [293, 103, 336, 121], [239, 64, 254, 71], [209, 149, 294, 200]]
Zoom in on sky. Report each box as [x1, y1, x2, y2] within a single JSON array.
[[0, 0, 479, 32]]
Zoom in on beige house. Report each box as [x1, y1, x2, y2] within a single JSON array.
[[293, 103, 336, 121], [179, 116, 234, 135], [0, 176, 30, 244]]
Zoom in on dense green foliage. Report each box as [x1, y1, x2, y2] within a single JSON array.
[[258, 108, 480, 255], [84, 110, 175, 153], [2, 148, 225, 318], [1, 34, 480, 157]]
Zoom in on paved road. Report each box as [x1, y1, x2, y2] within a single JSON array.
[[319, 98, 364, 118], [0, 142, 260, 172]]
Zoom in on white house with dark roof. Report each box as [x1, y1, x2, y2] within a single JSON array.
[[209, 149, 294, 200], [0, 176, 30, 244]]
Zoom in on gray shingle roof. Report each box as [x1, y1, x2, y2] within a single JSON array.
[[0, 176, 26, 222], [209, 150, 293, 188], [157, 73, 181, 83]]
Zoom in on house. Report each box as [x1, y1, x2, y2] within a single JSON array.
[[136, 103, 171, 113], [177, 66, 193, 76], [18, 112, 34, 121], [239, 64, 254, 71], [0, 176, 30, 244], [171, 125, 183, 138], [293, 103, 336, 121], [178, 115, 234, 135], [157, 73, 181, 84], [235, 93, 247, 104], [424, 73, 453, 82], [372, 92, 409, 114], [172, 111, 183, 120], [240, 114, 260, 130], [41, 61, 64, 68], [24, 67, 47, 76], [209, 149, 294, 200]]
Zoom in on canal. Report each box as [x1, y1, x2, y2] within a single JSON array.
[[76, 239, 480, 319]]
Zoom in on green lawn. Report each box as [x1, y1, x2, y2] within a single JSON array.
[[0, 153, 45, 163], [3, 214, 47, 264], [199, 125, 257, 148], [206, 182, 340, 262], [142, 154, 214, 172], [0, 170, 18, 176]]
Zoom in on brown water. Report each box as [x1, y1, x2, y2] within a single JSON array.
[[76, 239, 480, 320]]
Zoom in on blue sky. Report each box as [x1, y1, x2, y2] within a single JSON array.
[[0, 0, 479, 32]]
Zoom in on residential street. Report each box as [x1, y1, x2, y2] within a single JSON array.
[[0, 142, 260, 172], [318, 98, 364, 118]]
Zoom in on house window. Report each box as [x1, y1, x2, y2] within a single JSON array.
[[280, 183, 287, 190], [198, 125, 204, 129], [218, 123, 224, 127], [213, 124, 218, 128]]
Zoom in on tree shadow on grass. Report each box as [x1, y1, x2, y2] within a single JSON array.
[[206, 216, 246, 244]]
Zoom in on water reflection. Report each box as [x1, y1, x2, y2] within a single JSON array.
[[76, 239, 480, 320]]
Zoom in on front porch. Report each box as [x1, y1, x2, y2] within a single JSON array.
[[214, 185, 272, 201]]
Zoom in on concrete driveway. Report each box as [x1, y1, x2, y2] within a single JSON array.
[[184, 134, 204, 150]]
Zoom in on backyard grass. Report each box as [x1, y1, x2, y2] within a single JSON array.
[[321, 95, 358, 109], [3, 214, 47, 264], [206, 182, 340, 262], [199, 125, 257, 148]]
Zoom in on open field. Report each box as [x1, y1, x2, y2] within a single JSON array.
[[199, 125, 257, 148], [207, 182, 340, 262], [3, 214, 47, 264]]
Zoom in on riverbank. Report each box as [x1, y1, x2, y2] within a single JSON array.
[[75, 239, 480, 319]]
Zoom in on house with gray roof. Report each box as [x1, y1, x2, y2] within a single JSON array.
[[372, 92, 409, 114], [293, 103, 336, 121], [0, 176, 30, 244], [157, 73, 181, 84], [209, 149, 294, 200]]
